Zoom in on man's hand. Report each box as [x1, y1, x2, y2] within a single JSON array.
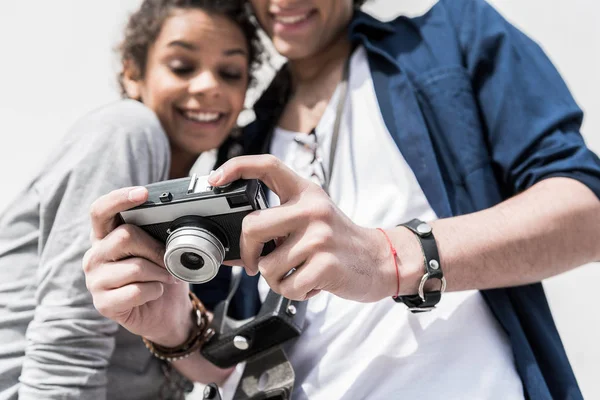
[[83, 187, 193, 347], [209, 155, 398, 302]]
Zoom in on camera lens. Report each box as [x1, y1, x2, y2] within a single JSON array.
[[180, 252, 205, 270], [164, 224, 226, 284]]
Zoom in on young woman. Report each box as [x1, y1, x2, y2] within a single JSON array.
[[0, 1, 261, 399], [84, 0, 600, 399]]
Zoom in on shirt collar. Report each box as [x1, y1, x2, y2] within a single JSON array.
[[348, 10, 396, 40]]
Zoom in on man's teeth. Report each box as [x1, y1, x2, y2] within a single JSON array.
[[275, 13, 309, 25], [184, 111, 220, 122]]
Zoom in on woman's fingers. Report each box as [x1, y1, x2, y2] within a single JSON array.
[[93, 281, 165, 319], [86, 257, 178, 292], [90, 186, 149, 242], [84, 224, 166, 274]]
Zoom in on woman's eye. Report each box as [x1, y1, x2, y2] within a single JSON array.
[[220, 68, 243, 82], [169, 63, 194, 76]]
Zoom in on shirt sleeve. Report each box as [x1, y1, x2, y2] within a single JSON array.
[[17, 100, 170, 399], [443, 0, 600, 198]]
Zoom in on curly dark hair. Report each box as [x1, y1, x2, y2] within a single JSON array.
[[117, 0, 263, 97]]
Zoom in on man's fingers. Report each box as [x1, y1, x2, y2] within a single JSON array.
[[222, 259, 245, 267], [90, 186, 148, 241], [89, 224, 166, 269], [240, 204, 305, 244], [276, 261, 321, 301], [208, 155, 309, 203], [239, 231, 265, 275], [236, 198, 316, 273], [238, 207, 300, 275], [257, 233, 306, 280]]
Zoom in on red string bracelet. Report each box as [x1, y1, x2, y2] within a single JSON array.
[[376, 228, 400, 298]]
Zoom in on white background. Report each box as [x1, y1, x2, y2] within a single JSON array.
[[0, 1, 598, 398]]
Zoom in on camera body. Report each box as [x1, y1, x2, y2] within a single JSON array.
[[121, 175, 307, 370], [120, 174, 275, 283]]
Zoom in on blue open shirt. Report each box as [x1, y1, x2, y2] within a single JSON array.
[[200, 1, 600, 398]]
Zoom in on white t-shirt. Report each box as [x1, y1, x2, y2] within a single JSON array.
[[225, 47, 525, 400]]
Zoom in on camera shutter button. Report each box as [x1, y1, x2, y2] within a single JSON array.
[[212, 182, 232, 193]]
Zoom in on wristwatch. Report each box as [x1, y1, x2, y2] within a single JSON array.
[[394, 219, 446, 313]]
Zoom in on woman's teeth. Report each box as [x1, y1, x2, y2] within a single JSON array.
[[275, 13, 310, 25], [183, 111, 221, 123]]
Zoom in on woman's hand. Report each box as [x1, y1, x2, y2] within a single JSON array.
[[209, 155, 398, 302], [82, 187, 193, 347]]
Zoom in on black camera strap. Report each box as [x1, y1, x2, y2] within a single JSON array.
[[202, 269, 294, 400]]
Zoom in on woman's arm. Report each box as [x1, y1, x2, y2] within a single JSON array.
[[17, 100, 171, 399], [84, 186, 234, 387]]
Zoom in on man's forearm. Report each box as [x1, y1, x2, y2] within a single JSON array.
[[389, 177, 600, 295]]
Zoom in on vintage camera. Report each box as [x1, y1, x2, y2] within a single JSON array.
[[120, 174, 307, 374], [119, 173, 275, 283]]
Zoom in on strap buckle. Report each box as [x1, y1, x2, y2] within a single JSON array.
[[418, 272, 447, 303]]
